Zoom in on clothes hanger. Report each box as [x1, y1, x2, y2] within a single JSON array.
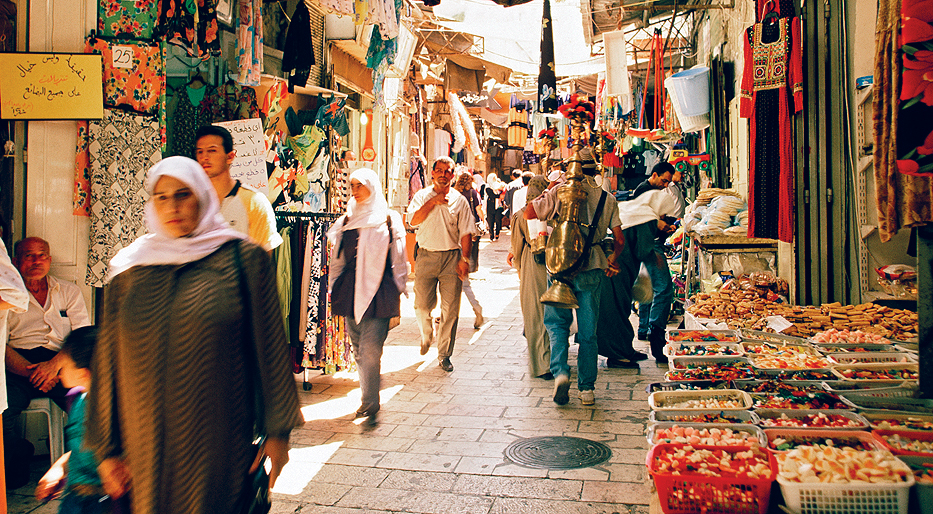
[[187, 68, 207, 89], [761, 0, 779, 25]]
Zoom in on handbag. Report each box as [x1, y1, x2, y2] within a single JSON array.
[[232, 242, 273, 514]]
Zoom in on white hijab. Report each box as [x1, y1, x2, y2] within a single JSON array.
[[107, 156, 246, 281], [617, 189, 679, 230], [339, 168, 389, 231]]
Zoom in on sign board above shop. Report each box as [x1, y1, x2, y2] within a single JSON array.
[[0, 53, 104, 120], [214, 118, 268, 195]]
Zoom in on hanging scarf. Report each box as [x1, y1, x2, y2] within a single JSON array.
[[107, 156, 245, 281]]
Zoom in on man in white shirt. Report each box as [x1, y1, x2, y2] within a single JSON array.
[[407, 157, 474, 372], [196, 125, 283, 252], [3, 237, 89, 481]]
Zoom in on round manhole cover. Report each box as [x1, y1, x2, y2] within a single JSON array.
[[504, 436, 612, 469]]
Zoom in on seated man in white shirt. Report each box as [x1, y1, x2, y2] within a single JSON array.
[[3, 238, 90, 470]]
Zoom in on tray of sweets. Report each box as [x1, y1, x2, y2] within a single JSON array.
[[648, 409, 760, 425], [810, 328, 894, 345], [763, 428, 883, 452], [826, 352, 914, 365], [740, 329, 808, 345], [663, 342, 744, 358], [831, 363, 919, 382], [741, 340, 817, 356], [814, 343, 895, 353], [895, 342, 919, 354], [646, 380, 731, 393], [749, 353, 832, 371], [665, 329, 741, 343], [649, 390, 753, 411], [733, 380, 824, 394], [665, 362, 755, 382], [863, 412, 933, 432], [755, 409, 869, 430], [669, 355, 751, 372], [873, 429, 933, 457], [648, 423, 767, 447], [750, 391, 855, 410], [753, 368, 833, 381], [821, 381, 914, 396]]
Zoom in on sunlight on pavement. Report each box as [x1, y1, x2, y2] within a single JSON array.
[[272, 441, 343, 495], [300, 384, 405, 421]]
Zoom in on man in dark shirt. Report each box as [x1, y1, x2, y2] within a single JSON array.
[[631, 162, 675, 199]]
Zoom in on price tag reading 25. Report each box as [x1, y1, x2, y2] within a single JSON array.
[[112, 46, 134, 69]]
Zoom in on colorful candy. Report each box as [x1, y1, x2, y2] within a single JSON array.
[[666, 330, 741, 343], [776, 446, 911, 483], [670, 344, 742, 356], [652, 425, 761, 446], [811, 328, 892, 345], [759, 412, 863, 429], [666, 365, 754, 382]]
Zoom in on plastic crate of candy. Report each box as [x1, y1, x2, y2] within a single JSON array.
[[826, 352, 914, 365], [863, 412, 933, 432], [741, 340, 817, 356], [821, 380, 914, 396], [814, 343, 895, 354], [895, 455, 933, 514], [872, 429, 933, 457], [842, 394, 933, 414], [665, 359, 755, 382], [665, 329, 741, 343], [648, 443, 776, 514], [649, 390, 753, 411], [647, 423, 767, 447], [663, 342, 745, 358], [755, 409, 869, 430], [763, 428, 884, 453], [775, 439, 913, 514], [809, 328, 894, 345], [753, 369, 833, 382], [831, 363, 919, 383], [649, 409, 760, 425]]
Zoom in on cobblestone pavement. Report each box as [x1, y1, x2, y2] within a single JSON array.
[[8, 230, 668, 513]]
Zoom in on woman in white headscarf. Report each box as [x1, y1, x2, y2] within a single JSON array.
[[86, 156, 302, 514], [328, 168, 407, 425]]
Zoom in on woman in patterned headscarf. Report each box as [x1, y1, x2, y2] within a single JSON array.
[[507, 175, 551, 378], [87, 156, 302, 514]]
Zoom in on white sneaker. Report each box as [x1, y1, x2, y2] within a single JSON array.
[[579, 390, 595, 405]]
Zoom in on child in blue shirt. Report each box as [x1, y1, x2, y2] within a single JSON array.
[[35, 326, 109, 513]]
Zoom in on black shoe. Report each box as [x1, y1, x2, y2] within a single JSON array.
[[4, 437, 33, 490], [538, 372, 554, 380], [654, 355, 669, 365], [607, 358, 640, 368], [625, 351, 649, 362], [637, 332, 649, 341], [363, 413, 379, 427], [439, 358, 454, 372]]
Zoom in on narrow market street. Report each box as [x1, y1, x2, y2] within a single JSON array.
[[9, 231, 667, 514]]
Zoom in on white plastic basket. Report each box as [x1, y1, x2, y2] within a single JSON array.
[[663, 342, 745, 358], [648, 409, 760, 425], [649, 389, 753, 411], [831, 363, 919, 382], [646, 422, 767, 447], [826, 352, 913, 365], [665, 328, 741, 343], [777, 474, 913, 514]]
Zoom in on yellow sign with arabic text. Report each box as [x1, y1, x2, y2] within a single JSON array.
[[0, 53, 103, 119]]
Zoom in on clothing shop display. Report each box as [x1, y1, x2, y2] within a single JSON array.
[[507, 97, 530, 148], [85, 109, 162, 287], [85, 36, 166, 117], [236, 0, 263, 86], [739, 6, 803, 243], [154, 0, 221, 60], [874, 0, 933, 241], [203, 82, 261, 122], [282, 1, 316, 93], [166, 84, 215, 158], [98, 0, 159, 38]]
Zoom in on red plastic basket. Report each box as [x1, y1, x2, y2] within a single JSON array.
[[872, 429, 933, 456], [647, 443, 776, 514]]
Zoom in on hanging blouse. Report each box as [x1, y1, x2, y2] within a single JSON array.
[[155, 0, 221, 60], [236, 0, 263, 86], [507, 98, 529, 149], [282, 1, 316, 93], [98, 0, 160, 38], [202, 82, 260, 122], [85, 37, 165, 116]]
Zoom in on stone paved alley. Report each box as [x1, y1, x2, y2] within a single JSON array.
[[9, 231, 667, 514]]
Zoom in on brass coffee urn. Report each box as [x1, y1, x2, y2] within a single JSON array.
[[539, 115, 592, 309]]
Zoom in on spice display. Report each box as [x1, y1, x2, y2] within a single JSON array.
[[759, 412, 863, 429], [776, 446, 911, 483], [652, 426, 762, 446]]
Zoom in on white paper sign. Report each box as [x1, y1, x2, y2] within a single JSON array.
[[214, 118, 267, 194], [765, 315, 794, 333], [112, 46, 134, 69]]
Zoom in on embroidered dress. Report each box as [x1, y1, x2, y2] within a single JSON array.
[[98, 0, 159, 38], [739, 16, 803, 243], [85, 110, 162, 287]]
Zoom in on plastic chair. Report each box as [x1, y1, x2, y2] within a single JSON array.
[[22, 397, 66, 464]]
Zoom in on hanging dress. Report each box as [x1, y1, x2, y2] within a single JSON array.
[[739, 16, 803, 243], [507, 97, 529, 149]]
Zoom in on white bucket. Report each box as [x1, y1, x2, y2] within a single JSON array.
[[665, 67, 711, 117]]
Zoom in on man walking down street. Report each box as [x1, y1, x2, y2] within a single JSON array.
[[407, 157, 474, 372], [195, 125, 282, 252]]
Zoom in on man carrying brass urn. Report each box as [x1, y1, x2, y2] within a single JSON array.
[[525, 146, 624, 406]]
